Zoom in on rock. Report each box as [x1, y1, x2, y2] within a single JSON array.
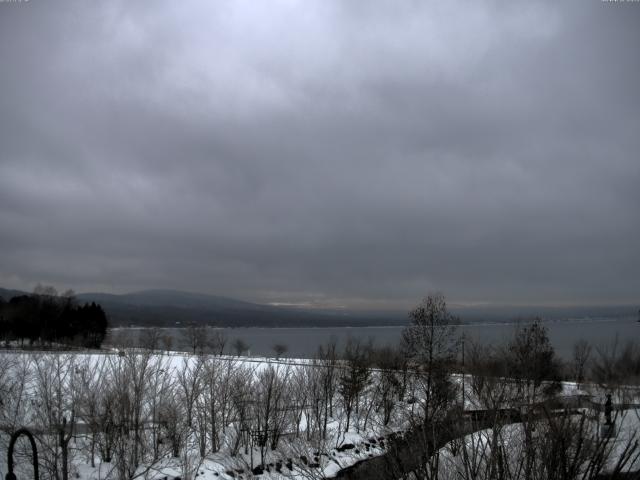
[[252, 465, 264, 475], [337, 443, 355, 452]]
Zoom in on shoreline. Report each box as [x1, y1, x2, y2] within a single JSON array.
[[107, 315, 637, 330]]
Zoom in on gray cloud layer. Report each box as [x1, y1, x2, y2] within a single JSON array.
[[0, 1, 638, 308]]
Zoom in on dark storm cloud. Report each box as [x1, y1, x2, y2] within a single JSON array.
[[0, 0, 638, 308]]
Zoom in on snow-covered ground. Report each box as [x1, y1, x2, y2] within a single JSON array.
[[0, 350, 411, 480], [1, 349, 639, 480], [435, 410, 640, 478]]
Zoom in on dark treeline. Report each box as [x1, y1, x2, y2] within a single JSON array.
[[0, 284, 108, 348]]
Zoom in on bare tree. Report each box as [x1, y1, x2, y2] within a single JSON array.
[[161, 333, 173, 352], [253, 364, 292, 465], [313, 339, 338, 440], [177, 357, 204, 429], [76, 356, 110, 468], [402, 294, 459, 425], [466, 341, 514, 411], [337, 338, 372, 433], [0, 354, 31, 433], [371, 346, 405, 426], [158, 385, 186, 458], [506, 320, 561, 480], [106, 351, 164, 480], [110, 328, 139, 350], [305, 359, 331, 442], [572, 339, 592, 386], [182, 324, 208, 354], [180, 443, 205, 480], [272, 343, 289, 358], [232, 338, 249, 356], [290, 365, 311, 438], [209, 329, 227, 355], [229, 363, 256, 456], [281, 434, 340, 480], [33, 283, 58, 298], [140, 327, 162, 352], [32, 354, 78, 480], [508, 319, 561, 405], [591, 338, 640, 404], [393, 294, 461, 480], [463, 341, 520, 478], [201, 357, 237, 453], [147, 355, 174, 460]]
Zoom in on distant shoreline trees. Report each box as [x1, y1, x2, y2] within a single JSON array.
[[0, 285, 108, 348]]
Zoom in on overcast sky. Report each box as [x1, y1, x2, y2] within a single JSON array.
[[0, 1, 638, 309]]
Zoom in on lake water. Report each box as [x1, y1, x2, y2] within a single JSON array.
[[107, 316, 639, 360]]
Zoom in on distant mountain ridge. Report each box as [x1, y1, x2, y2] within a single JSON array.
[[78, 289, 411, 327], [77, 289, 263, 311], [0, 287, 407, 327], [0, 287, 636, 328], [0, 287, 29, 300]]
